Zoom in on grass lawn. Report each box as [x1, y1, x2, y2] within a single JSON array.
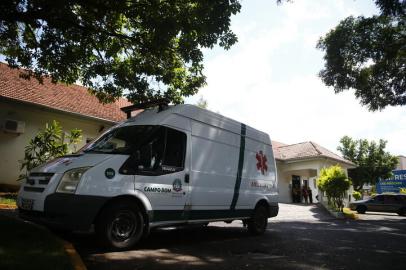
[[0, 193, 17, 206], [0, 214, 74, 270]]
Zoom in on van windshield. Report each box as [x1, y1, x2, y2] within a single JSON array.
[[82, 125, 160, 155]]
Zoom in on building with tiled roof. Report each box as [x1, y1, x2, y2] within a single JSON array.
[[0, 62, 130, 123], [272, 141, 355, 166], [272, 140, 355, 203], [0, 63, 132, 189]]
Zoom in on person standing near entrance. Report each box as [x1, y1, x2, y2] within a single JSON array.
[[302, 185, 309, 204]]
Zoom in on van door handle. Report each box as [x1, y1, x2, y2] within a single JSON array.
[[184, 173, 190, 183]]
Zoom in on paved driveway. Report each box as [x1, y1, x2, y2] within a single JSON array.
[[272, 203, 333, 222], [66, 203, 406, 270], [357, 211, 406, 221]]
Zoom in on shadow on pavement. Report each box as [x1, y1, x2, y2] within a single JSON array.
[[66, 217, 406, 270], [307, 203, 334, 220]]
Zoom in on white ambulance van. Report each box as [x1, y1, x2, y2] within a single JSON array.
[[18, 104, 278, 249]]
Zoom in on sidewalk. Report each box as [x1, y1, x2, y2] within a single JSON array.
[[271, 203, 333, 222]]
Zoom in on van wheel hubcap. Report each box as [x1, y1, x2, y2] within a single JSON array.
[[111, 211, 136, 241]]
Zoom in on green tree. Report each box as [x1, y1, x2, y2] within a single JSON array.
[[0, 0, 242, 104], [317, 165, 352, 211], [19, 121, 82, 179], [317, 0, 405, 111], [337, 136, 398, 191]]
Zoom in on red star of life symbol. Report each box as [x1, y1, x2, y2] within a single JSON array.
[[256, 151, 268, 175]]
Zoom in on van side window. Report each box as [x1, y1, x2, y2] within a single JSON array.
[[138, 127, 165, 171], [119, 126, 186, 175], [162, 128, 186, 169]]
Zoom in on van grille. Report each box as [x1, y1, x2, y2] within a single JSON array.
[[24, 186, 45, 193], [24, 173, 55, 193]]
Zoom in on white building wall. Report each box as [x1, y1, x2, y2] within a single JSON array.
[[397, 156, 406, 170], [0, 101, 115, 188], [276, 164, 291, 203], [276, 158, 353, 204]]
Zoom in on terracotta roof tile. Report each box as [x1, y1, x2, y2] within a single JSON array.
[[272, 140, 355, 166], [0, 63, 131, 122]]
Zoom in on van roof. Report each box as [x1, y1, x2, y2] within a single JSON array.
[[125, 104, 271, 145]]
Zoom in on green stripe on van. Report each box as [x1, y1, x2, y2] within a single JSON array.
[[230, 123, 246, 210]]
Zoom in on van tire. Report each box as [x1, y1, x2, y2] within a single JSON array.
[[247, 206, 268, 235], [356, 205, 367, 214], [95, 202, 144, 250]]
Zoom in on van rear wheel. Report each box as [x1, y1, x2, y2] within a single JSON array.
[[247, 206, 268, 235], [96, 202, 144, 250]]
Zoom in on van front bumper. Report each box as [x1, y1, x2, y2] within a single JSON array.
[[19, 193, 108, 231]]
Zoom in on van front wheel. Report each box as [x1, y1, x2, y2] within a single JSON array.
[[96, 202, 144, 250], [247, 206, 268, 235]]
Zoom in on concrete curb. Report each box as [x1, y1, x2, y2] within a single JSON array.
[[62, 241, 87, 270], [320, 203, 358, 220], [0, 203, 17, 209]]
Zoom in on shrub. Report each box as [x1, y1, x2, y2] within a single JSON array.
[[317, 165, 352, 212], [19, 121, 82, 180], [343, 208, 359, 220], [352, 191, 362, 200]]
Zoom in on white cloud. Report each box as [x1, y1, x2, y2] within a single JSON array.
[[187, 0, 405, 156]]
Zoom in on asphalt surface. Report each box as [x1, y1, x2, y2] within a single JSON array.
[[64, 204, 406, 270]]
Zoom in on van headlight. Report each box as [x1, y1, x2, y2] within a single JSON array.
[[56, 167, 91, 194]]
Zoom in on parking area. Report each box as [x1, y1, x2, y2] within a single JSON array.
[[272, 202, 406, 222], [2, 204, 405, 270], [271, 203, 333, 222], [357, 211, 406, 221], [66, 203, 406, 270]]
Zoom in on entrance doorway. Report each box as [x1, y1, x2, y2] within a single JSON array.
[[292, 175, 301, 203]]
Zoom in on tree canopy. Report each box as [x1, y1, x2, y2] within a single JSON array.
[[317, 0, 405, 111], [337, 136, 399, 191], [0, 0, 242, 104]]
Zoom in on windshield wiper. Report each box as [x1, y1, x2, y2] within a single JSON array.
[[83, 149, 130, 155], [83, 149, 110, 154]]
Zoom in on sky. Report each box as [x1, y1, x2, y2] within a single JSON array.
[[185, 0, 406, 156]]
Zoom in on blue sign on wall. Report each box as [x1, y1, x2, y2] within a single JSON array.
[[376, 170, 406, 193]]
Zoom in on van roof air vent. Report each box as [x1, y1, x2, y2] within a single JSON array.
[[121, 98, 170, 119]]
